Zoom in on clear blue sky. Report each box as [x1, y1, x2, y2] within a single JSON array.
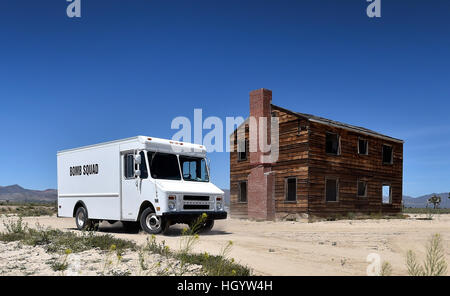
[[0, 0, 449, 197]]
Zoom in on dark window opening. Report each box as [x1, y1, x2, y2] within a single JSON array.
[[239, 182, 247, 203], [358, 139, 368, 155], [382, 185, 392, 204], [238, 139, 248, 161], [124, 154, 135, 179], [357, 180, 367, 197], [148, 152, 181, 180], [286, 178, 297, 201], [325, 178, 338, 202], [326, 133, 340, 155], [382, 145, 393, 164]]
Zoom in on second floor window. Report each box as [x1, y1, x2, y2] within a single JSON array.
[[326, 133, 340, 155], [358, 138, 368, 155], [382, 145, 393, 164], [237, 139, 248, 161]]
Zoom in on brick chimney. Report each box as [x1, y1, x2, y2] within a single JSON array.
[[247, 88, 275, 220]]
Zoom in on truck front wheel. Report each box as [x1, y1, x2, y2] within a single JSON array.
[[75, 206, 93, 230], [140, 208, 169, 234]]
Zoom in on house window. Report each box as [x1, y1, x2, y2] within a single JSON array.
[[357, 180, 367, 197], [124, 154, 135, 179], [238, 181, 247, 203], [382, 145, 393, 164], [325, 178, 338, 202], [382, 184, 392, 204], [237, 139, 248, 161], [358, 138, 368, 155], [326, 133, 340, 155], [285, 178, 297, 202]]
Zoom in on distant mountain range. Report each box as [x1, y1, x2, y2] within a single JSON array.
[[0, 185, 447, 208], [403, 193, 450, 208], [0, 185, 57, 202]]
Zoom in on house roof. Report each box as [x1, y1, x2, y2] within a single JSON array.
[[231, 104, 404, 144], [273, 104, 404, 143]]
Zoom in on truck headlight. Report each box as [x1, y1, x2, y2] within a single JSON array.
[[216, 196, 223, 211], [168, 200, 176, 211]]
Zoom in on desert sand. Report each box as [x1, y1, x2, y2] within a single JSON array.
[[0, 214, 449, 276]]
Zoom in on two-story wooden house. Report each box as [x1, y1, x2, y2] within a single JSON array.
[[230, 88, 403, 220]]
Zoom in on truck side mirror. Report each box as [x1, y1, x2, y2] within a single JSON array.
[[134, 154, 142, 165], [135, 170, 141, 177]]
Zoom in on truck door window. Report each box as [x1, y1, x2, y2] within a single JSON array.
[[139, 151, 148, 179], [124, 154, 135, 179], [148, 152, 181, 180]]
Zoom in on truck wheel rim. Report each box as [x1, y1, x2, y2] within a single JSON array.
[[77, 212, 85, 227], [146, 214, 160, 231]]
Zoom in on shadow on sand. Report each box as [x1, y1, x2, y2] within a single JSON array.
[[68, 221, 232, 236]]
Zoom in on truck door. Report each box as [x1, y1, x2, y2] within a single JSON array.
[[121, 151, 150, 221]]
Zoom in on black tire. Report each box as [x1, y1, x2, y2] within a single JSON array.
[[75, 207, 93, 230], [140, 208, 169, 234], [200, 220, 214, 233], [122, 221, 141, 233], [189, 219, 214, 233]]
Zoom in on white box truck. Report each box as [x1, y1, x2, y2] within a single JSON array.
[[57, 136, 226, 234]]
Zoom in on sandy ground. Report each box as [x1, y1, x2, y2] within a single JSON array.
[[0, 214, 449, 276]]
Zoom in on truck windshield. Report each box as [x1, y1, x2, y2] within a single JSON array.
[[179, 156, 209, 182], [148, 152, 181, 180]]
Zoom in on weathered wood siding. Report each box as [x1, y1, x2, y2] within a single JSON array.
[[307, 121, 403, 216], [229, 125, 250, 218], [270, 106, 309, 214]]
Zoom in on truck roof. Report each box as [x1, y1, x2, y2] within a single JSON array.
[[57, 136, 207, 156]]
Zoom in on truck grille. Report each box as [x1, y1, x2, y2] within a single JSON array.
[[182, 195, 212, 210], [183, 195, 210, 201]]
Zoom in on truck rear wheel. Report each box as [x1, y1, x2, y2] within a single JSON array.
[[140, 208, 169, 234], [75, 206, 93, 230]]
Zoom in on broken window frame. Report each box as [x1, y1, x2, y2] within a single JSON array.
[[237, 139, 248, 161], [357, 179, 368, 197], [358, 137, 369, 155], [325, 132, 341, 155], [382, 144, 393, 165]]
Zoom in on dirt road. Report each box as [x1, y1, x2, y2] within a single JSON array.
[[1, 214, 449, 275]]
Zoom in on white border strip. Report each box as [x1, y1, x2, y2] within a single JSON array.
[[58, 193, 119, 198]]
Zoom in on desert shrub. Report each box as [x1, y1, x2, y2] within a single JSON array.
[[406, 234, 448, 276], [141, 231, 251, 276], [380, 261, 393, 276], [0, 219, 136, 254]]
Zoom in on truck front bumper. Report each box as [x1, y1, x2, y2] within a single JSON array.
[[162, 211, 227, 223]]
